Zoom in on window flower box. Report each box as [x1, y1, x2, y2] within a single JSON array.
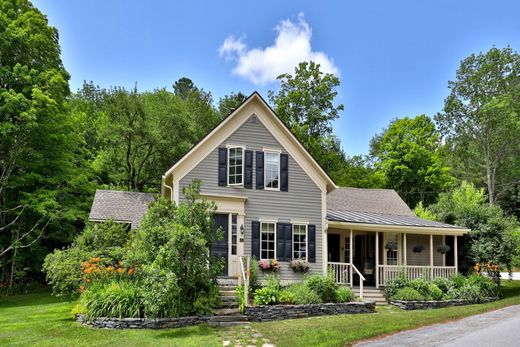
[[290, 259, 310, 273], [258, 259, 280, 272]]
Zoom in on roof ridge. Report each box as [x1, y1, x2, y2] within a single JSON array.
[[334, 186, 397, 192]]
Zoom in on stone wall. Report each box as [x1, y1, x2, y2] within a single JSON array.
[[76, 314, 209, 329], [390, 297, 498, 310], [245, 302, 375, 322]]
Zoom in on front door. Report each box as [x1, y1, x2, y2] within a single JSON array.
[[228, 214, 239, 276], [212, 213, 229, 276], [328, 233, 341, 262]]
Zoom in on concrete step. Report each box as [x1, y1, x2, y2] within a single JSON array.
[[219, 290, 236, 297], [217, 277, 239, 285], [214, 308, 241, 316]]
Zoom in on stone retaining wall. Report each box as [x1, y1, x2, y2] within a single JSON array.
[[390, 297, 499, 310], [245, 301, 375, 322], [76, 314, 210, 329]]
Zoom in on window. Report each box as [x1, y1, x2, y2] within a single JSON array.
[[228, 147, 243, 185], [231, 214, 237, 255], [265, 151, 280, 189], [293, 224, 307, 259], [386, 233, 398, 265], [260, 222, 276, 259], [344, 237, 350, 262]]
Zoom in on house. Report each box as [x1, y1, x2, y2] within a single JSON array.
[[89, 92, 469, 289]]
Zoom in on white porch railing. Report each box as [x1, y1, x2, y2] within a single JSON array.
[[328, 262, 365, 298], [238, 256, 250, 308], [377, 265, 457, 286]]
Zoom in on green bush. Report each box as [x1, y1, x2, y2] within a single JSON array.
[[139, 265, 179, 318], [304, 273, 338, 302], [432, 277, 453, 294], [384, 272, 409, 298], [393, 287, 426, 301], [79, 280, 143, 319], [448, 284, 484, 302], [451, 273, 466, 288], [467, 274, 500, 297], [409, 278, 430, 297], [427, 284, 444, 300], [236, 285, 246, 312], [279, 289, 296, 304], [254, 286, 279, 305], [335, 286, 353, 303], [287, 283, 322, 304]]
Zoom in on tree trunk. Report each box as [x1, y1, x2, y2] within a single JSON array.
[[8, 230, 18, 288]]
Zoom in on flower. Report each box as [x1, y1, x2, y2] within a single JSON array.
[[127, 268, 135, 275], [257, 259, 280, 272], [116, 267, 124, 273], [290, 259, 310, 273]]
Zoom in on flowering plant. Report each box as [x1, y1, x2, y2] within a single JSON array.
[[290, 259, 310, 273], [436, 244, 451, 254], [257, 259, 280, 272], [80, 257, 135, 292]]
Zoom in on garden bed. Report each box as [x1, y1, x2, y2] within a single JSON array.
[[76, 313, 210, 329], [246, 301, 375, 321], [390, 297, 499, 310]]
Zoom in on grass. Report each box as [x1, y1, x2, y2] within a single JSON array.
[[1, 281, 520, 347]]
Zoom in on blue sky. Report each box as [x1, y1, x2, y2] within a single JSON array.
[[33, 0, 520, 155]]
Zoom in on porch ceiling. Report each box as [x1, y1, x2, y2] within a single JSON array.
[[327, 210, 469, 235]]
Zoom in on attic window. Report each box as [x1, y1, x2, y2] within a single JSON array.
[[228, 147, 243, 185]]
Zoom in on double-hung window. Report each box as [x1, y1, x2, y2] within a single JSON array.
[[292, 224, 307, 259], [265, 151, 280, 190], [228, 147, 243, 185], [260, 222, 276, 259]]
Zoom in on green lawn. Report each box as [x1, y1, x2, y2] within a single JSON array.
[[1, 281, 520, 347]]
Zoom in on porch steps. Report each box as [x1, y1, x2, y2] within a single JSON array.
[[212, 277, 248, 327], [217, 276, 239, 309], [352, 287, 388, 305]]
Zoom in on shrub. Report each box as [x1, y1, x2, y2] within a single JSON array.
[[304, 273, 338, 302], [287, 283, 322, 304], [335, 286, 353, 303], [79, 280, 143, 319], [467, 274, 500, 297], [279, 289, 296, 304], [236, 285, 246, 312], [393, 287, 426, 301], [265, 273, 281, 291], [427, 284, 444, 300], [384, 271, 409, 298], [409, 278, 430, 297], [451, 273, 466, 288], [254, 286, 279, 305], [249, 256, 259, 292], [139, 265, 179, 318], [432, 277, 453, 294], [448, 284, 484, 302]]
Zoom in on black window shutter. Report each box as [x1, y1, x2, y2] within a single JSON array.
[[218, 148, 227, 186], [280, 153, 289, 192], [284, 224, 292, 261], [244, 150, 253, 189], [276, 224, 285, 261], [252, 221, 260, 259], [255, 151, 264, 189], [308, 225, 316, 263]]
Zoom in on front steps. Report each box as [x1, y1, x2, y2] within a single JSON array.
[[217, 276, 239, 309], [352, 286, 388, 305], [212, 277, 248, 326]]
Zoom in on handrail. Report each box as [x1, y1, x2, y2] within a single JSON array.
[[350, 263, 365, 299], [238, 256, 250, 309]]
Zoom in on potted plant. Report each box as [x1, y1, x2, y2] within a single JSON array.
[[413, 245, 424, 253], [385, 241, 398, 251], [437, 244, 451, 254], [290, 259, 310, 273], [258, 259, 280, 272]]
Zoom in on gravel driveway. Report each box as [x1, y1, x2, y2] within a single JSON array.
[[356, 304, 520, 347]]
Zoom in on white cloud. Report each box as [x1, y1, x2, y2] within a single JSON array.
[[219, 13, 339, 85]]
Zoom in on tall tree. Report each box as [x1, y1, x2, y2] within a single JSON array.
[[435, 47, 520, 205], [370, 115, 453, 207], [268, 61, 346, 178], [218, 92, 247, 119], [0, 0, 91, 284]]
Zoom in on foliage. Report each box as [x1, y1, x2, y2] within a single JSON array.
[[384, 271, 409, 298], [370, 115, 453, 206], [42, 221, 128, 298], [138, 265, 179, 318], [393, 287, 426, 301], [450, 273, 467, 288], [432, 277, 453, 294], [304, 273, 338, 303], [278, 289, 296, 304], [290, 259, 310, 273], [286, 283, 322, 305], [427, 284, 444, 300], [384, 241, 398, 251], [412, 245, 424, 253], [335, 286, 354, 303], [414, 201, 437, 221], [236, 284, 246, 312], [249, 255, 259, 292], [253, 286, 279, 305], [435, 47, 520, 206], [437, 245, 451, 254], [218, 92, 247, 119], [409, 278, 431, 297]]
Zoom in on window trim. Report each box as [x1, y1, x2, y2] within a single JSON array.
[[227, 146, 245, 187], [260, 221, 277, 260], [292, 224, 308, 260], [264, 150, 281, 191]]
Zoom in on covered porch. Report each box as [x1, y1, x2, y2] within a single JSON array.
[[326, 211, 469, 289]]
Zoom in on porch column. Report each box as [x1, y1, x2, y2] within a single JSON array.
[[429, 234, 434, 280], [454, 235, 458, 273], [375, 231, 379, 288], [349, 229, 353, 287], [403, 233, 407, 266], [442, 235, 446, 266]]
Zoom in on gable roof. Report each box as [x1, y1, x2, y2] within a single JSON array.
[[88, 190, 155, 229], [163, 92, 336, 193], [327, 187, 415, 216]]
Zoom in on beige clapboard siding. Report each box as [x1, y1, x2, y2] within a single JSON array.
[[406, 234, 443, 266], [179, 115, 323, 282]]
